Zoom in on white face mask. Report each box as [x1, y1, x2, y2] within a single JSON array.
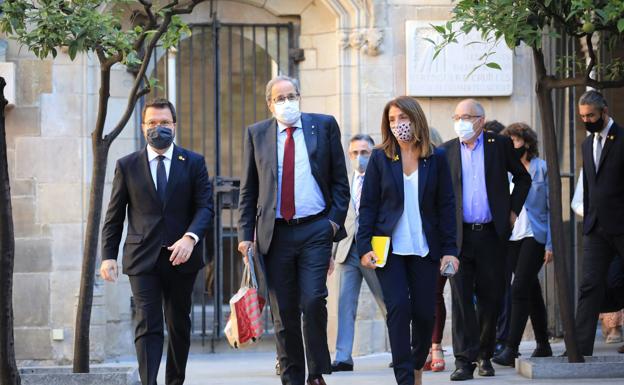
[[273, 100, 301, 125], [454, 119, 476, 142]]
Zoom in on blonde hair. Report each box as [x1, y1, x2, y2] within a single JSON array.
[[379, 96, 433, 159]]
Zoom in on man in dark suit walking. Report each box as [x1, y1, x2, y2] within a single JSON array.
[[441, 99, 530, 381], [100, 99, 214, 385], [576, 90, 624, 356], [237, 75, 350, 385]]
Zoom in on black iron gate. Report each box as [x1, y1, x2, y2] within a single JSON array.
[[143, 21, 295, 348]]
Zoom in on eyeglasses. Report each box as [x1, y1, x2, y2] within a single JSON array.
[[451, 114, 482, 122], [143, 120, 175, 129], [272, 94, 300, 105]]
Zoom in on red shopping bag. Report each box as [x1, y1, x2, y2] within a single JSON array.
[[224, 248, 266, 348]]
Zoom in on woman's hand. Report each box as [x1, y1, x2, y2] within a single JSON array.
[[440, 255, 459, 274], [544, 250, 553, 265], [360, 251, 378, 269]]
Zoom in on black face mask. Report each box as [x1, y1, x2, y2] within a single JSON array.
[[514, 146, 527, 159], [146, 126, 174, 149], [585, 115, 605, 134]]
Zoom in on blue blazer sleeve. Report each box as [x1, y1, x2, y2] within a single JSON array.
[[435, 150, 458, 257], [356, 150, 382, 257]]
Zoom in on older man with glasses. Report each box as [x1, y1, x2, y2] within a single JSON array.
[[238, 75, 350, 385], [441, 99, 531, 381]]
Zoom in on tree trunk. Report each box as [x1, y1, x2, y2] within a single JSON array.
[[533, 48, 584, 363], [72, 138, 110, 373], [0, 77, 21, 384]]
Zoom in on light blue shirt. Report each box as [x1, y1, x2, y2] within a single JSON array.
[[460, 132, 493, 223], [276, 119, 326, 218]]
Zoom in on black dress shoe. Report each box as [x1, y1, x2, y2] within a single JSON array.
[[331, 361, 353, 372], [450, 364, 475, 381], [493, 347, 518, 367], [531, 343, 553, 357], [477, 358, 495, 376]]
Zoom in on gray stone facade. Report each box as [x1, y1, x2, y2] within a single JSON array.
[[5, 0, 539, 363]]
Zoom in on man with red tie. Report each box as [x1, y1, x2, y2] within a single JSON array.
[[238, 75, 350, 385]]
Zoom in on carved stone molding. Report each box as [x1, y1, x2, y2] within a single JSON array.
[[339, 28, 384, 56]]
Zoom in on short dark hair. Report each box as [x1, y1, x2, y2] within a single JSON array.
[[579, 90, 608, 110], [501, 122, 539, 160], [484, 120, 505, 134], [350, 133, 375, 147], [142, 98, 177, 123]]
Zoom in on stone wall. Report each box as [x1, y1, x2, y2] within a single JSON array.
[[4, 37, 138, 363]]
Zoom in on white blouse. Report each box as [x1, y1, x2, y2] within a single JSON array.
[[391, 170, 429, 257]]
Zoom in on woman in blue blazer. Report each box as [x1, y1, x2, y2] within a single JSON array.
[[356, 96, 459, 385], [493, 123, 554, 366]]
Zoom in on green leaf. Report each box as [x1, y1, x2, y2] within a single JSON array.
[[432, 24, 447, 34], [486, 62, 502, 70], [68, 42, 78, 60], [618, 18, 624, 33]]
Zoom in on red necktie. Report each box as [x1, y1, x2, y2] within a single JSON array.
[[281, 127, 295, 220]]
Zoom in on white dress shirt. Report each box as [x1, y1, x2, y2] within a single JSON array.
[[593, 118, 613, 167], [146, 144, 198, 244], [391, 171, 429, 257], [276, 119, 326, 219], [509, 180, 534, 241]]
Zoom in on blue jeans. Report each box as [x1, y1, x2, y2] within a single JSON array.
[[334, 242, 386, 364]]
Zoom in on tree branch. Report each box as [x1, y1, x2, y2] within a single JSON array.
[[105, 14, 173, 142], [585, 33, 597, 82], [138, 0, 157, 26], [105, 0, 206, 142], [93, 67, 112, 141], [172, 0, 203, 15]]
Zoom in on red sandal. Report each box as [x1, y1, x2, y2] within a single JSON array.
[[431, 347, 445, 372]]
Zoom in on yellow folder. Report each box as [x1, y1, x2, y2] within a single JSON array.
[[371, 236, 390, 267]]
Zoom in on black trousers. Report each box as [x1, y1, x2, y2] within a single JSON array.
[[265, 217, 333, 385], [506, 237, 549, 349], [576, 226, 624, 355], [128, 249, 198, 385], [376, 253, 438, 385], [451, 224, 506, 368], [495, 249, 513, 344]]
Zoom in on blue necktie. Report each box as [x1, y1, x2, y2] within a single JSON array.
[[156, 155, 167, 202]]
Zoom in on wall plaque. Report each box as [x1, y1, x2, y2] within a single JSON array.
[[406, 20, 513, 97]]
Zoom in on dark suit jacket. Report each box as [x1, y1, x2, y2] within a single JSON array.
[[441, 131, 531, 249], [101, 145, 214, 275], [237, 113, 350, 255], [356, 147, 458, 261], [582, 122, 624, 235]]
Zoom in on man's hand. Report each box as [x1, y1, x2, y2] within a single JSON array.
[[510, 211, 518, 228], [327, 257, 335, 276], [544, 250, 553, 264], [100, 259, 118, 282], [440, 255, 460, 274], [168, 235, 195, 266], [238, 241, 253, 265], [360, 251, 377, 270]]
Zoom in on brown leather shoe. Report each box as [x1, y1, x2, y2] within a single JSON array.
[[618, 344, 624, 354], [307, 376, 327, 385]]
